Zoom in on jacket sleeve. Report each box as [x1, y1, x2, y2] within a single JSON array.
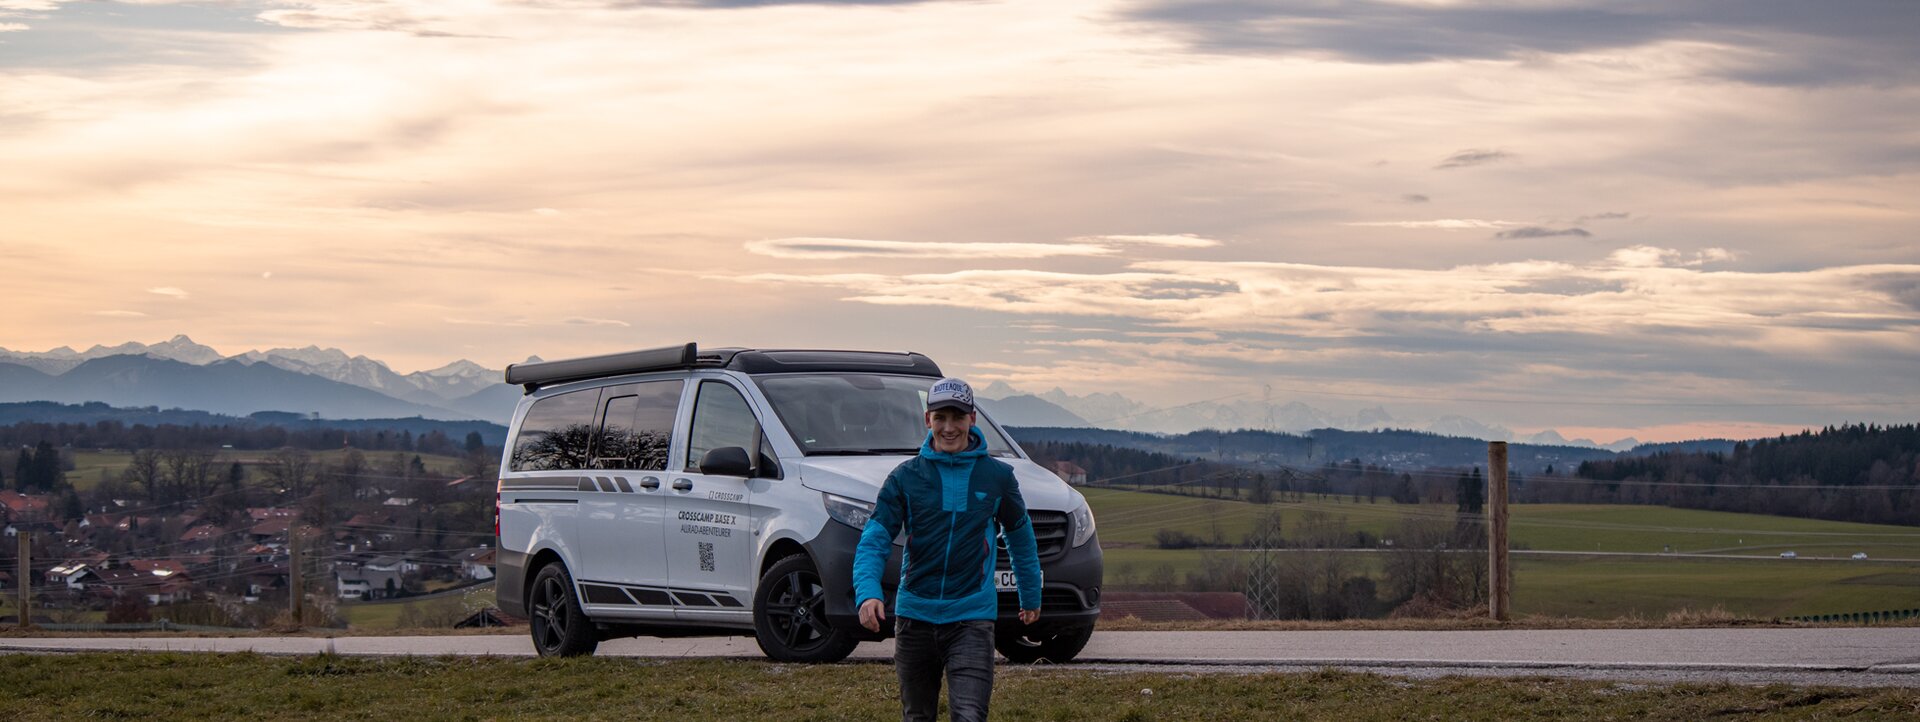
[[995, 466, 1044, 610], [853, 470, 907, 606]]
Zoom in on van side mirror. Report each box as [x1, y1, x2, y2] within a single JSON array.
[[699, 447, 778, 478], [699, 447, 754, 477]]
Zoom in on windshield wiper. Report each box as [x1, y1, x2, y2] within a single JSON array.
[[809, 448, 919, 456]]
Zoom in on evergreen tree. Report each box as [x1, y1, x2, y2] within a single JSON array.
[[1248, 472, 1272, 505], [32, 440, 62, 490], [59, 488, 83, 520], [15, 450, 32, 491], [1456, 467, 1485, 515], [464, 431, 486, 453]]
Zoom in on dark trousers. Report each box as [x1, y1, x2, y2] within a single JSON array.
[[894, 616, 995, 722]]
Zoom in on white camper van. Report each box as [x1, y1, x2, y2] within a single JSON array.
[[494, 344, 1103, 663]]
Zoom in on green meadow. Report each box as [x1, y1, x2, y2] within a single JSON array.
[[1084, 487, 1920, 558], [64, 449, 477, 491], [7, 654, 1917, 721], [1084, 487, 1920, 619]]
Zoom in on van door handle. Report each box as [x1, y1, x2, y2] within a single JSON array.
[[672, 478, 694, 492], [639, 477, 660, 491]]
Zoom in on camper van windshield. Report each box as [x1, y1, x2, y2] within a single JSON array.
[[755, 374, 1018, 457]]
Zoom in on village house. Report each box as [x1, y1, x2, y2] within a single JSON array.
[[45, 562, 93, 591], [0, 490, 52, 523], [178, 524, 227, 553], [244, 563, 288, 601], [248, 518, 292, 545], [333, 561, 402, 600], [247, 507, 297, 522], [458, 547, 495, 581], [127, 559, 190, 580]]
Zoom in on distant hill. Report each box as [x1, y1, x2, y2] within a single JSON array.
[[1627, 438, 1739, 455], [979, 394, 1092, 428], [0, 355, 475, 421], [0, 401, 509, 447], [1009, 425, 1618, 473], [443, 384, 524, 425]]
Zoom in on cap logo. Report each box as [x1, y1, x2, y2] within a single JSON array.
[[928, 377, 974, 410]]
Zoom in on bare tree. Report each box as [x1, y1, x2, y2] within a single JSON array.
[[163, 449, 219, 502], [262, 447, 317, 497], [121, 449, 164, 503]]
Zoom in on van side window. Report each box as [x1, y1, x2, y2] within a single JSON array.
[[593, 380, 683, 470], [685, 382, 758, 472], [510, 389, 601, 471]]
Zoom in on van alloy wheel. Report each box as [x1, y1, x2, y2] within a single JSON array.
[[753, 554, 858, 662], [529, 563, 599, 657]]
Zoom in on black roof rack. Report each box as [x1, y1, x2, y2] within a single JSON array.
[[504, 343, 942, 393], [505, 343, 700, 392]]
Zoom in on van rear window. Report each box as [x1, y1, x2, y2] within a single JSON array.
[[510, 389, 601, 471]]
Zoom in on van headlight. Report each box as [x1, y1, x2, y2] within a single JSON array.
[[823, 493, 875, 529], [1070, 501, 1095, 547]]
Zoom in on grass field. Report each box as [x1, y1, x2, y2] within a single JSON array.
[[1086, 487, 1920, 618], [338, 585, 497, 629], [1084, 488, 1920, 558], [1516, 556, 1920, 619], [65, 449, 476, 491], [3, 653, 1916, 721]]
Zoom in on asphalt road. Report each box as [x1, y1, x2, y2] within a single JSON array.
[[8, 627, 1920, 687]]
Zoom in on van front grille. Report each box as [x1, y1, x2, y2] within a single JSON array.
[[997, 587, 1090, 612], [997, 510, 1070, 565]]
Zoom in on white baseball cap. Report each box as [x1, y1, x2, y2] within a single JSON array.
[[926, 377, 975, 413]]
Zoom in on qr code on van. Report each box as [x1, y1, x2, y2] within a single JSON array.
[[698, 542, 715, 572]]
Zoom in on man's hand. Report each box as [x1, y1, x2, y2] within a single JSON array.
[[859, 598, 887, 632], [1018, 608, 1040, 625]]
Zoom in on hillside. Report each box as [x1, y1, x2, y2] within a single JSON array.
[[1011, 425, 1616, 473], [0, 402, 509, 447], [0, 356, 474, 421]]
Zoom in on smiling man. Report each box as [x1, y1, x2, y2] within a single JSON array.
[[853, 377, 1042, 722]]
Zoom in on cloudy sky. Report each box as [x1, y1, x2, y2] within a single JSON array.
[[3, 0, 1917, 442]]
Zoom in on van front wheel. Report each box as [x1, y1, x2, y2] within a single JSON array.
[[753, 554, 858, 663]]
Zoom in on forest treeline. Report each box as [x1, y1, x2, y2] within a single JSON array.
[[1025, 423, 1920, 528], [1572, 423, 1920, 526], [1, 418, 488, 460]]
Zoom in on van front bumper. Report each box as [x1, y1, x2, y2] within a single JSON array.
[[806, 520, 1103, 641]]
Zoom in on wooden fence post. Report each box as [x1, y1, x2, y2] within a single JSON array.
[[15, 529, 29, 629], [289, 526, 302, 624], [1488, 441, 1511, 621]]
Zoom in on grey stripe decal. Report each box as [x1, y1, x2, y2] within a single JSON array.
[[499, 479, 581, 491], [578, 580, 743, 609]]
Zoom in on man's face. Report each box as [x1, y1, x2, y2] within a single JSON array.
[[925, 407, 975, 453]]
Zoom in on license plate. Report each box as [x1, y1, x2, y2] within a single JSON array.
[[995, 570, 1018, 591]]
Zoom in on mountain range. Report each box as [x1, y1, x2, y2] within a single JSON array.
[[0, 337, 1636, 448], [0, 336, 520, 422]]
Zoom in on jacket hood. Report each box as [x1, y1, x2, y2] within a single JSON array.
[[796, 454, 1084, 512], [918, 427, 989, 463]]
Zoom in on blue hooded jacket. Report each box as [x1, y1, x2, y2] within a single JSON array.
[[852, 427, 1043, 623]]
